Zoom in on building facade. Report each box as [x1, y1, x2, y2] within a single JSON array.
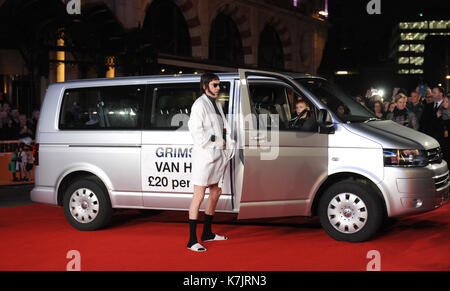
[[0, 0, 328, 113], [390, 19, 450, 88]]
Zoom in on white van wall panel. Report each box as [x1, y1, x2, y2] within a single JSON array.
[[328, 124, 382, 149], [38, 145, 141, 192], [140, 193, 233, 212], [37, 84, 64, 135], [328, 124, 384, 183], [328, 148, 384, 184], [141, 131, 192, 145], [38, 132, 141, 146]]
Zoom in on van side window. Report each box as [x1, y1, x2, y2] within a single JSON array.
[[248, 83, 317, 131], [59, 85, 145, 130], [145, 82, 230, 130]]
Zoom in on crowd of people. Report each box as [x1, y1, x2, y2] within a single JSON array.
[[8, 144, 34, 182], [0, 101, 39, 142], [358, 85, 450, 163], [1, 101, 39, 182]]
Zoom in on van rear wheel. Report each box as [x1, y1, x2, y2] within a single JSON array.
[[318, 180, 383, 242], [63, 177, 113, 231]]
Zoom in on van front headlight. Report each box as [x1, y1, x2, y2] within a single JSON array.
[[383, 149, 428, 167]]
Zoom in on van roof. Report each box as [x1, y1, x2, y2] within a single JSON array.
[[60, 72, 238, 84], [56, 72, 319, 84], [47, 72, 324, 91]]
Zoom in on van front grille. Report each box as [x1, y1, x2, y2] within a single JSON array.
[[433, 171, 449, 190]]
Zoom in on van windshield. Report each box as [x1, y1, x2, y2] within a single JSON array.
[[294, 78, 378, 123]]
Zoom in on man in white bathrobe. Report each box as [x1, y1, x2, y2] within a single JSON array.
[[186, 73, 234, 252]]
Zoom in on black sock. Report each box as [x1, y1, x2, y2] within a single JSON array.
[[201, 214, 215, 241], [187, 219, 199, 248]]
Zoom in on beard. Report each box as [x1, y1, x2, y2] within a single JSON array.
[[206, 86, 218, 97]]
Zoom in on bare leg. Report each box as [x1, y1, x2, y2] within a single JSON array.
[[187, 185, 208, 251], [189, 185, 207, 220], [205, 183, 221, 215]]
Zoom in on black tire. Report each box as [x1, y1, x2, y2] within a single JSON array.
[[318, 180, 384, 242], [63, 176, 113, 231]]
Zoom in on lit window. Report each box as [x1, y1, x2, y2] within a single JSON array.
[[400, 33, 427, 41], [399, 21, 428, 29], [429, 20, 449, 29], [410, 69, 424, 74], [411, 21, 428, 29], [399, 44, 409, 51], [410, 57, 424, 66], [410, 44, 424, 53], [430, 32, 450, 36], [397, 69, 409, 74], [399, 22, 409, 29], [398, 57, 409, 64]]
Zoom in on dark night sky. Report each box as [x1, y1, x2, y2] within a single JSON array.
[[319, 0, 450, 72]]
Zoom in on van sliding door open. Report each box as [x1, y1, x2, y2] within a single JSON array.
[[236, 69, 329, 219]]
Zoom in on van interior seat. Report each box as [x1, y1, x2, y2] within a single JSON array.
[[167, 96, 191, 128], [155, 95, 172, 127], [258, 96, 272, 129]]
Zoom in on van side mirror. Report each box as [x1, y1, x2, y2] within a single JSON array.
[[317, 109, 335, 134]]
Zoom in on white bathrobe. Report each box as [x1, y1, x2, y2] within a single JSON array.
[[188, 94, 234, 186]]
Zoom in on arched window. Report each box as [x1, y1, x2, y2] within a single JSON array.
[[143, 0, 191, 57], [258, 26, 284, 70], [209, 13, 244, 65]]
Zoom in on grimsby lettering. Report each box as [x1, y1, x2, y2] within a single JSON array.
[[156, 147, 192, 158], [147, 146, 193, 190]]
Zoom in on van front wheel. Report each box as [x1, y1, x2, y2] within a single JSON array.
[[63, 177, 113, 231], [318, 180, 383, 242]]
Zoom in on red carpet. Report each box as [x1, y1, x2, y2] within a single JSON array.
[[0, 202, 449, 271]]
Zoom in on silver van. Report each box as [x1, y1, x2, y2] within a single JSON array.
[[31, 69, 449, 242]]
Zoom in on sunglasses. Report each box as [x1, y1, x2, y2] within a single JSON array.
[[211, 83, 220, 88]]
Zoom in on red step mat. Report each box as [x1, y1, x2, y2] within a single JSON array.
[[0, 203, 449, 271]]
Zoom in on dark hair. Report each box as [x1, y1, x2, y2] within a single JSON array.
[[433, 86, 445, 95], [372, 101, 384, 112], [200, 73, 219, 93]]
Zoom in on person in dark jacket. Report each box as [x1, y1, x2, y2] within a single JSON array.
[[420, 86, 445, 145], [437, 96, 450, 163], [407, 91, 424, 124], [386, 93, 418, 130]]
